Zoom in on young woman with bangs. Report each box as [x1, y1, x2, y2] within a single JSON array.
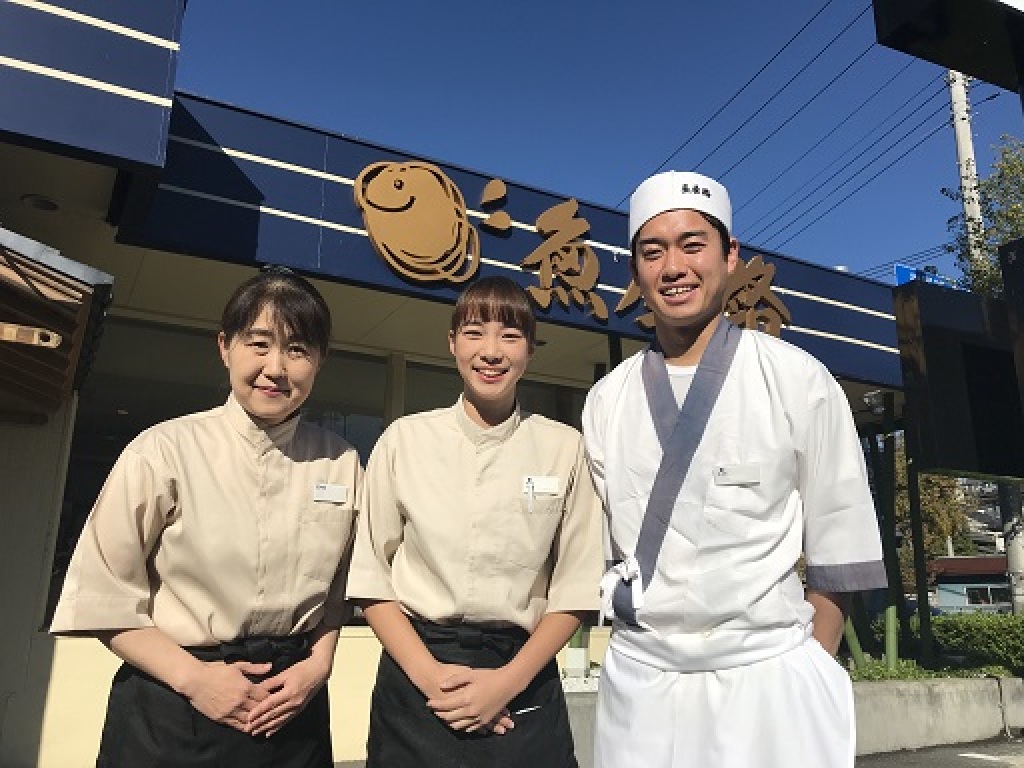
[[347, 276, 603, 768]]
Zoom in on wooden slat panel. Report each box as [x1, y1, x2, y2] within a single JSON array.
[[0, 236, 108, 414], [0, 369, 61, 410], [0, 281, 79, 327], [1, 259, 89, 303], [0, 343, 68, 378]]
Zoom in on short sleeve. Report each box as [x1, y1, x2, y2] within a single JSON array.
[[581, 386, 614, 564], [50, 446, 174, 634], [546, 436, 604, 613], [800, 372, 887, 593], [345, 427, 402, 602]]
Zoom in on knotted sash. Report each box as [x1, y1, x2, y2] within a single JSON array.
[[602, 317, 742, 628]]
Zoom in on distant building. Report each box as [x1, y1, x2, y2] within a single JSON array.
[[930, 555, 1011, 613]]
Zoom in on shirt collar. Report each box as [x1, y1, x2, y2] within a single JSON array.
[[453, 395, 521, 446], [223, 393, 302, 450]]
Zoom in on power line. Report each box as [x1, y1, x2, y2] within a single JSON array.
[[764, 118, 949, 247], [734, 59, 921, 215], [692, 4, 872, 172], [853, 91, 1004, 279], [858, 248, 946, 277], [771, 122, 952, 249], [751, 105, 949, 244], [839, 89, 1005, 279], [858, 250, 949, 282], [768, 92, 1002, 250], [743, 77, 949, 235], [614, 0, 841, 207], [719, 42, 876, 180], [857, 246, 948, 278], [747, 88, 951, 242]]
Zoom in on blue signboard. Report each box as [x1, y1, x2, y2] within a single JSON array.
[[116, 93, 903, 388], [894, 263, 960, 291]]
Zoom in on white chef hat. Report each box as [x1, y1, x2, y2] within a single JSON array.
[[628, 171, 732, 246]]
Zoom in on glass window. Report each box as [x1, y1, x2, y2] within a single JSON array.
[[966, 587, 992, 605], [990, 586, 1012, 604], [404, 361, 464, 415], [404, 360, 584, 426], [513, 377, 558, 420], [302, 349, 388, 464]]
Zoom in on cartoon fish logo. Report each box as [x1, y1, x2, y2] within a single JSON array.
[[354, 161, 480, 284]]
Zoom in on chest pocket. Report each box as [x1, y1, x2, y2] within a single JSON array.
[[700, 429, 790, 538], [520, 492, 563, 515], [520, 475, 563, 513], [299, 501, 354, 583], [702, 462, 765, 538], [505, 487, 565, 571]]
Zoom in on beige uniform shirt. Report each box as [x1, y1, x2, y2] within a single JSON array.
[[51, 395, 362, 647], [346, 399, 603, 632]]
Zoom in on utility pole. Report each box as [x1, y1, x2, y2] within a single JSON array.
[[1000, 483, 1024, 615], [948, 69, 984, 260], [949, 69, 1024, 615]]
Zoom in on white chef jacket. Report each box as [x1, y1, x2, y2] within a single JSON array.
[[583, 328, 886, 672]]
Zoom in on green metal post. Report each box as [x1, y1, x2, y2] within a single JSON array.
[[883, 608, 898, 668], [844, 616, 867, 670], [568, 625, 584, 648]]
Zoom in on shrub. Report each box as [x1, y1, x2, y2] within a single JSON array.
[[850, 658, 938, 681], [848, 657, 1011, 682], [869, 611, 1024, 674], [931, 612, 1024, 672]]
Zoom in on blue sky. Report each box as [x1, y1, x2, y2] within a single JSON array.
[[175, 0, 1024, 283]]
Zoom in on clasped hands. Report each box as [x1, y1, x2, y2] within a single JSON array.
[[423, 662, 519, 735], [185, 657, 520, 738], [183, 656, 328, 738]]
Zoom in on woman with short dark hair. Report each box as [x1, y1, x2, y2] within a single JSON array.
[[51, 268, 361, 768]]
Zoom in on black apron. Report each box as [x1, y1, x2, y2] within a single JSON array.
[[95, 634, 332, 768], [366, 619, 578, 768]]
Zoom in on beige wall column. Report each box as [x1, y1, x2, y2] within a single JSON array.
[[0, 395, 77, 767], [383, 352, 407, 425]]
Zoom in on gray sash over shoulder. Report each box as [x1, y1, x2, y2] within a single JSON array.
[[600, 317, 742, 628]]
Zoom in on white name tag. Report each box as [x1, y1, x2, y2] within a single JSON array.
[[313, 482, 349, 503], [522, 475, 560, 495], [712, 464, 761, 486]]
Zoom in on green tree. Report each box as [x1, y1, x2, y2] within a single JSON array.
[[893, 438, 976, 590], [945, 134, 1024, 298]]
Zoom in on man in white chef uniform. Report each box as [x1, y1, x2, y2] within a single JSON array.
[[583, 170, 887, 767]]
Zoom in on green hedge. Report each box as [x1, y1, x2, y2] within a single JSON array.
[[849, 657, 1010, 682], [870, 612, 1024, 673], [932, 613, 1024, 671]]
